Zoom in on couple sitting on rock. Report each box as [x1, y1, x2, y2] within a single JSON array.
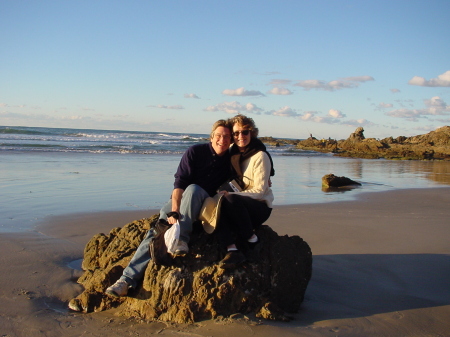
[[105, 114, 274, 298]]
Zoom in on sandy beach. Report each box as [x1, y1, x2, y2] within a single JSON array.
[[1, 187, 449, 337]]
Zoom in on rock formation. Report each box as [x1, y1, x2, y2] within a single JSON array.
[[322, 174, 362, 188], [347, 127, 365, 142], [295, 126, 450, 160], [68, 215, 312, 323]]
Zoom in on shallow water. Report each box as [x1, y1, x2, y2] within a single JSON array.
[[1, 151, 450, 232]]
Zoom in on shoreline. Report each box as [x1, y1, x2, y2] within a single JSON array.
[[1, 187, 449, 336]]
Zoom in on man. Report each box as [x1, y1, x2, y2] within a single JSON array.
[[105, 119, 232, 297]]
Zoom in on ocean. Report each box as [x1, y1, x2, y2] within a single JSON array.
[[1, 125, 450, 232]]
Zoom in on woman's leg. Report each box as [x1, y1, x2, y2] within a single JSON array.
[[218, 194, 271, 247]]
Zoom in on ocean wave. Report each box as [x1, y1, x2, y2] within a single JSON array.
[[0, 127, 48, 136], [0, 125, 327, 157]]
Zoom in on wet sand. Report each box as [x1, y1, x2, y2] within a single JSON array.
[[1, 187, 449, 336]]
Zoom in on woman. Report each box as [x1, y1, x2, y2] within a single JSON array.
[[217, 114, 274, 269]]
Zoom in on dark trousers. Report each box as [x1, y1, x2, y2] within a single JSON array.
[[217, 193, 272, 248]]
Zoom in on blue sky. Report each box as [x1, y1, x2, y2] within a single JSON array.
[[1, 0, 449, 140]]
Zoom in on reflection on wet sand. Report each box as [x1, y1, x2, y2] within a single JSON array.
[[411, 160, 450, 185]]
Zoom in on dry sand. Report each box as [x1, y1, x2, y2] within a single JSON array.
[[1, 187, 449, 337]]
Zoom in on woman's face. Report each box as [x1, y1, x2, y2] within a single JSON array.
[[233, 123, 251, 150]]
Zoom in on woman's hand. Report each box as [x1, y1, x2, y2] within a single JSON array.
[[218, 190, 229, 197]]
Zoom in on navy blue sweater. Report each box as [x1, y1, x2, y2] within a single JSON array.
[[174, 143, 231, 197]]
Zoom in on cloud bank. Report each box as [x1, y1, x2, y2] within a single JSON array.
[[267, 87, 293, 95], [294, 75, 374, 91], [204, 101, 263, 114], [184, 93, 200, 99], [222, 87, 265, 97], [408, 70, 450, 87], [148, 105, 185, 109], [386, 96, 450, 121]]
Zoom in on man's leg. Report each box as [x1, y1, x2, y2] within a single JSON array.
[[105, 227, 156, 297], [159, 184, 209, 244], [119, 227, 156, 288], [105, 200, 174, 297], [177, 184, 210, 243], [105, 186, 209, 297]]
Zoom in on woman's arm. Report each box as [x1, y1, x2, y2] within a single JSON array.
[[234, 151, 271, 199]]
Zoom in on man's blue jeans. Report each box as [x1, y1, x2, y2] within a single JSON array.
[[120, 184, 209, 288]]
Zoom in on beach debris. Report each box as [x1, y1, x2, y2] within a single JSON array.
[[68, 215, 312, 323], [322, 174, 361, 188]]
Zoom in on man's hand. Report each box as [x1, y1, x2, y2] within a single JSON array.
[[167, 211, 180, 225], [168, 188, 184, 224]]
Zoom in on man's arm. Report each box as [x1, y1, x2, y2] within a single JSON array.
[[168, 188, 184, 224]]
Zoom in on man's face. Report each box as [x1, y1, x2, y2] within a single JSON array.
[[210, 126, 231, 156]]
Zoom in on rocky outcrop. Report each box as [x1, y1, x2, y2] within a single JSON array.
[[322, 174, 361, 188], [296, 126, 450, 160], [68, 215, 312, 323], [259, 136, 300, 147]]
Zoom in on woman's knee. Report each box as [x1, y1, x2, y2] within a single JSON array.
[[224, 193, 240, 205]]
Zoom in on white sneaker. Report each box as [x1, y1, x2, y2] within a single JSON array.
[[173, 240, 189, 256], [105, 279, 129, 297]]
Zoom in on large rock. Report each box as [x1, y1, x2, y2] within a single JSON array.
[[296, 126, 450, 160], [68, 215, 312, 323], [322, 173, 361, 188]]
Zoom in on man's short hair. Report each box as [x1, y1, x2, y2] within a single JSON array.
[[210, 119, 231, 138]]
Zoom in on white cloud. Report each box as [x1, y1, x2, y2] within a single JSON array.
[[269, 79, 292, 86], [264, 107, 374, 128], [342, 119, 375, 127], [424, 96, 450, 115], [413, 125, 439, 132], [343, 76, 374, 82], [268, 106, 299, 117], [204, 101, 263, 114], [300, 111, 340, 124], [148, 104, 185, 109], [267, 87, 293, 95], [424, 96, 446, 109], [328, 109, 346, 118], [300, 111, 319, 121], [408, 70, 450, 87], [390, 88, 401, 93], [385, 109, 424, 121], [378, 102, 394, 109], [294, 75, 374, 91], [222, 87, 265, 97], [0, 111, 95, 122], [386, 96, 450, 121], [184, 93, 200, 99]]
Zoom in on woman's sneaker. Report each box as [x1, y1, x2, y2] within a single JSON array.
[[105, 279, 129, 297]]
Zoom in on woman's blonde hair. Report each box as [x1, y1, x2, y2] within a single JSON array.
[[228, 114, 259, 138]]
